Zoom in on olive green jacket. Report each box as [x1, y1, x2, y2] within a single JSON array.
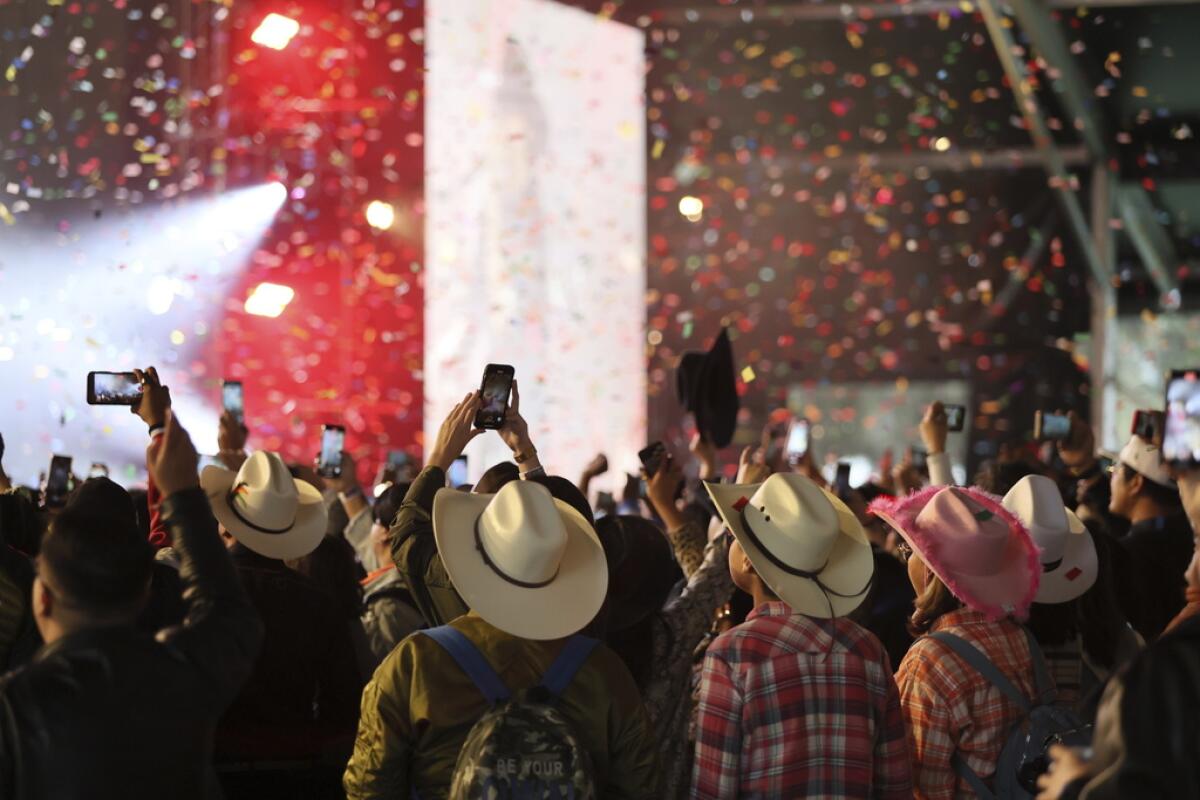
[[343, 613, 661, 799], [389, 465, 468, 628]]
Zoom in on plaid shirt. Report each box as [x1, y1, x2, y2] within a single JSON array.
[[692, 602, 912, 799], [895, 608, 1038, 799]]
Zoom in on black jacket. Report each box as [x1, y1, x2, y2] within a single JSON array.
[[1113, 512, 1193, 641], [0, 488, 263, 800]]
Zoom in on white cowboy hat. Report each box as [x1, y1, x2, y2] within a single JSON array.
[[1002, 475, 1097, 604], [434, 480, 607, 641], [706, 473, 874, 618], [200, 451, 327, 560], [1118, 434, 1176, 488]]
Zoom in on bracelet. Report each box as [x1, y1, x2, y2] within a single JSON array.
[[520, 465, 547, 479], [512, 447, 538, 465], [148, 424, 165, 438]]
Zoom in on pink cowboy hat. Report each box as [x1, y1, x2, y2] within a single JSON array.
[[869, 486, 1041, 620]]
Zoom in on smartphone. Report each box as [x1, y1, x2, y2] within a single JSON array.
[[1034, 410, 1072, 441], [834, 462, 852, 497], [638, 441, 668, 479], [317, 424, 346, 478], [387, 450, 411, 470], [785, 418, 810, 464], [1164, 370, 1200, 466], [474, 364, 516, 430], [1131, 409, 1162, 443], [448, 455, 469, 487], [87, 371, 143, 405], [945, 404, 966, 432], [222, 380, 244, 424], [45, 455, 73, 508]]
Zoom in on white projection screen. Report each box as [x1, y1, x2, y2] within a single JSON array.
[[424, 0, 646, 493]]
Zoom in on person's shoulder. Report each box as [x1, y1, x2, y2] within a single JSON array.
[[829, 617, 891, 663]]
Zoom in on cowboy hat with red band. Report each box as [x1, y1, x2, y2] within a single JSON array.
[[869, 485, 1041, 620]]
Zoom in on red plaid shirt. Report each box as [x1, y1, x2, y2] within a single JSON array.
[[895, 608, 1038, 799], [692, 602, 912, 799]]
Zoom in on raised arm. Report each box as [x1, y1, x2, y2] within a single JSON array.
[[151, 409, 262, 707]]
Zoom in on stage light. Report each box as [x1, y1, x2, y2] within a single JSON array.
[[251, 14, 300, 51], [932, 136, 952, 152], [366, 200, 396, 231], [244, 282, 295, 318], [679, 195, 704, 222]]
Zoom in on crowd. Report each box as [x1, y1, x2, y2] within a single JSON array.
[[0, 356, 1198, 800]]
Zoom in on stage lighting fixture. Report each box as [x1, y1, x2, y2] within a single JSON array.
[[244, 282, 296, 318], [678, 195, 704, 222], [251, 13, 300, 51], [366, 200, 396, 231], [932, 136, 952, 152]]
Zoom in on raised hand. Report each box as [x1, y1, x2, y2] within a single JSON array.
[[920, 402, 948, 456], [131, 367, 171, 430], [1057, 410, 1097, 475], [497, 380, 534, 455], [218, 410, 248, 454], [429, 392, 485, 472], [736, 446, 771, 486]]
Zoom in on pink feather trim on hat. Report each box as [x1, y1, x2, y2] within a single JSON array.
[[869, 485, 1041, 620]]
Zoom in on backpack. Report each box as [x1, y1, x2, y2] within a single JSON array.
[[422, 626, 600, 800], [930, 627, 1092, 799]]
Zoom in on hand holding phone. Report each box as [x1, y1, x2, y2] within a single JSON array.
[[638, 442, 668, 479], [785, 418, 809, 465], [834, 462, 852, 497], [1035, 411, 1072, 442], [44, 455, 73, 508], [945, 404, 966, 433], [87, 371, 143, 406], [223, 380, 245, 425], [317, 425, 346, 478], [474, 364, 515, 430]]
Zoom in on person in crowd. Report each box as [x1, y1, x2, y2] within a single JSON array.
[[359, 482, 424, 666], [343, 392, 659, 798], [321, 449, 377, 571], [0, 405, 263, 799], [1003, 475, 1140, 713], [391, 383, 587, 628], [606, 447, 733, 800], [871, 485, 1042, 798], [1037, 468, 1200, 800], [692, 471, 912, 798], [1104, 431, 1190, 640], [201, 443, 362, 767]]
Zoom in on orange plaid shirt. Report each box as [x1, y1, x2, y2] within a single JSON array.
[[895, 608, 1039, 799]]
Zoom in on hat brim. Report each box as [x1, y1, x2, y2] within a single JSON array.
[[433, 489, 608, 641], [1035, 509, 1098, 603], [200, 466, 327, 560], [870, 486, 1040, 620], [707, 480, 873, 618]]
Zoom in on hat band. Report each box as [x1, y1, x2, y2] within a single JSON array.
[[474, 517, 559, 590], [1042, 557, 1063, 573], [226, 483, 297, 535], [738, 508, 871, 602]]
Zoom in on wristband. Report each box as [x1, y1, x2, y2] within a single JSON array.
[[148, 424, 165, 438], [520, 465, 547, 479], [512, 447, 538, 465]]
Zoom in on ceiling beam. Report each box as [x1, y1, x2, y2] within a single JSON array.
[[691, 144, 1091, 174], [654, 0, 1200, 24], [1117, 184, 1184, 300]]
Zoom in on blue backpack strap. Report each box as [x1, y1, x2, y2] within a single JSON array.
[[929, 631, 1030, 712], [421, 626, 511, 705], [1022, 626, 1058, 705], [539, 635, 600, 698]]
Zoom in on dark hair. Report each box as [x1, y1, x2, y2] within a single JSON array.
[[973, 460, 1043, 496], [1027, 599, 1078, 647], [40, 506, 153, 615], [0, 431, 5, 462], [126, 489, 152, 540], [287, 535, 363, 620], [475, 462, 520, 495], [526, 475, 595, 528], [373, 482, 411, 528], [1120, 463, 1183, 511]]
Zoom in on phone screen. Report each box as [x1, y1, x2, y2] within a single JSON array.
[[785, 419, 809, 463], [387, 450, 411, 469], [448, 455, 469, 487], [1038, 412, 1072, 441], [475, 364, 515, 430], [318, 425, 346, 478], [223, 381, 244, 422], [834, 462, 852, 496], [1164, 371, 1200, 465], [638, 442, 667, 478], [945, 405, 966, 432], [87, 371, 143, 405], [45, 455, 73, 507]]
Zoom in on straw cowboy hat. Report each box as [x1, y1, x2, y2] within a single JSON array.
[[870, 486, 1040, 620], [201, 451, 327, 560], [434, 479, 607, 641], [706, 473, 874, 618], [1002, 475, 1098, 604]]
